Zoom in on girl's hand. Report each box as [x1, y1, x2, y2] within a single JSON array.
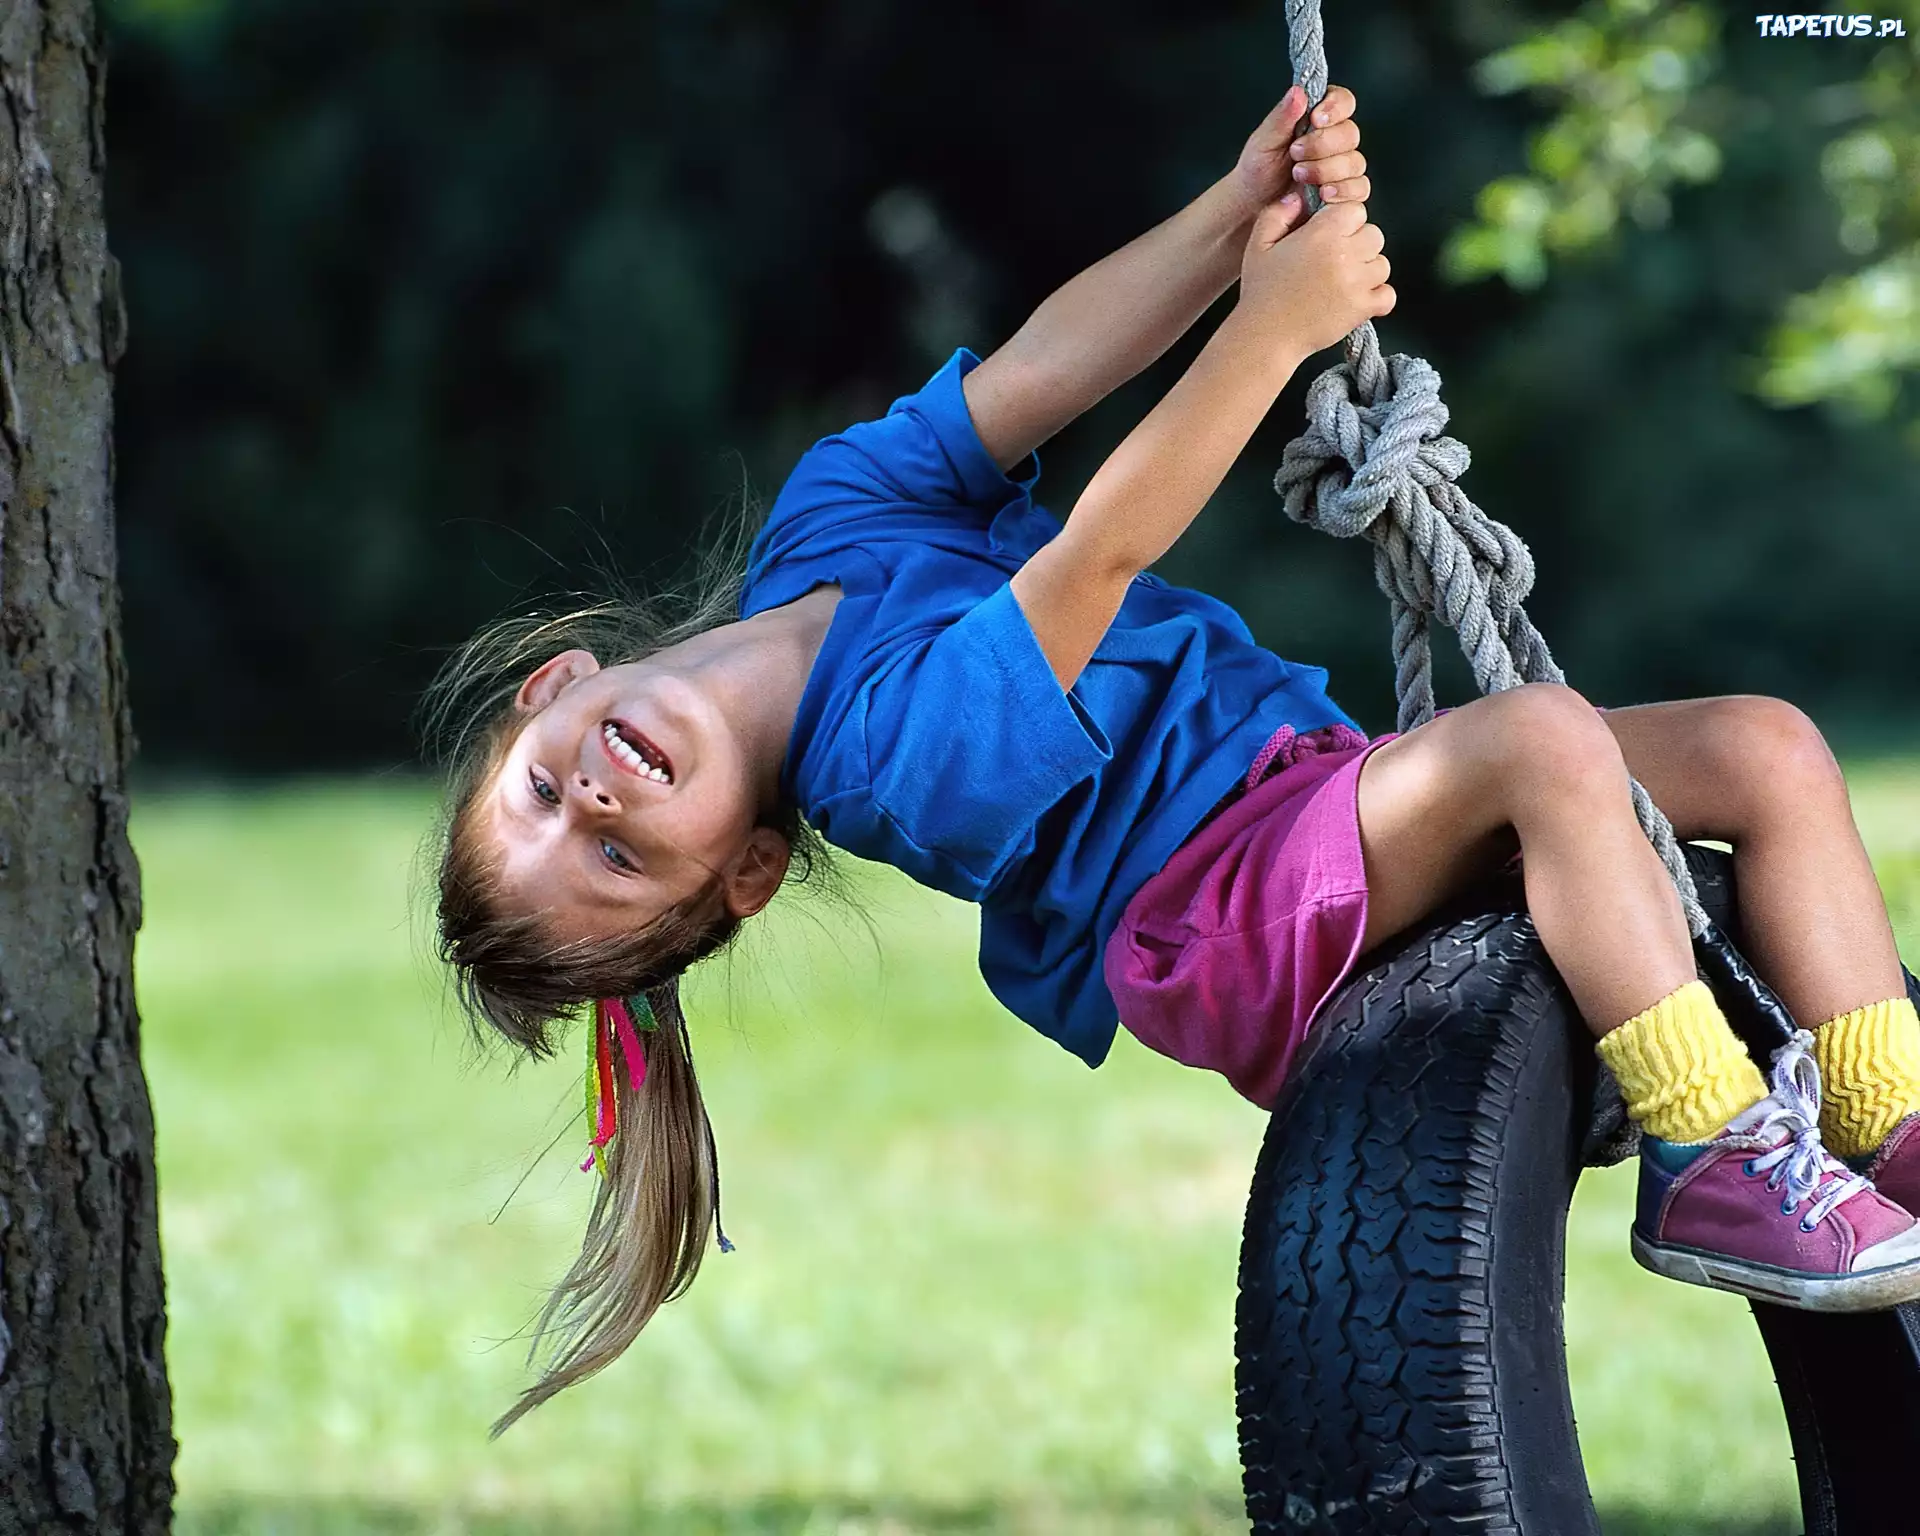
[[1237, 198, 1395, 360], [1231, 84, 1371, 237]]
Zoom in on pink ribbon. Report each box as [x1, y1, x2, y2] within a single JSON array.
[[603, 996, 649, 1094]]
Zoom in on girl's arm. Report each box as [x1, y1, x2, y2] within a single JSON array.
[[965, 85, 1368, 472], [1009, 199, 1394, 693]]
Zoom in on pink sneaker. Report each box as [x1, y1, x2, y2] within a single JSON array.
[[1632, 1033, 1920, 1311], [1852, 1112, 1920, 1215]]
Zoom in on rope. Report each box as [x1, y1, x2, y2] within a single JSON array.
[[1271, 2, 1709, 936]]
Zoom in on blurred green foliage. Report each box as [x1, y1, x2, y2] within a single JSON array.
[[1762, 30, 1920, 423], [138, 770, 1920, 1531], [103, 1, 1920, 772], [1441, 0, 1724, 290], [1445, 0, 1920, 433]]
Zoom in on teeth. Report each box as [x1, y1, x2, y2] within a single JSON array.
[[603, 722, 671, 783]]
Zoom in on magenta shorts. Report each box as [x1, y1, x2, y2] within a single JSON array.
[[1103, 722, 1399, 1109]]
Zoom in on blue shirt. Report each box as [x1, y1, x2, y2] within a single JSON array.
[[741, 347, 1357, 1069]]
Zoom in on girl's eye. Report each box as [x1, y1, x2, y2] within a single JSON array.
[[529, 770, 561, 806], [600, 839, 635, 873]]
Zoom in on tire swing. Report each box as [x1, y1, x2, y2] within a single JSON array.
[[1233, 6, 1920, 1532]]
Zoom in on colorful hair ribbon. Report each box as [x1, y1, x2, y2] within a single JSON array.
[[579, 994, 650, 1176], [579, 984, 735, 1255]]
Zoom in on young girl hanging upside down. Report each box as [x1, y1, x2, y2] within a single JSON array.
[[428, 84, 1920, 1432]]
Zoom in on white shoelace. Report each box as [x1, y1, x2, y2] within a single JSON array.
[[1738, 1030, 1872, 1231]]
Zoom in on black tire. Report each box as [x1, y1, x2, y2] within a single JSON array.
[[1236, 844, 1920, 1534]]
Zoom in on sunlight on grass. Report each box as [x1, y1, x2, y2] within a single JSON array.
[[135, 758, 1920, 1533]]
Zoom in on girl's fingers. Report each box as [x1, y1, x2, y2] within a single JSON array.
[[1292, 150, 1367, 187], [1317, 200, 1370, 235], [1255, 85, 1309, 145], [1319, 176, 1372, 205], [1249, 197, 1297, 251], [1310, 84, 1357, 128], [1289, 120, 1361, 162]]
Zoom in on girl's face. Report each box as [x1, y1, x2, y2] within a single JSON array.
[[482, 649, 789, 943]]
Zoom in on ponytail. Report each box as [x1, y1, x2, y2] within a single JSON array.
[[491, 979, 726, 1437]]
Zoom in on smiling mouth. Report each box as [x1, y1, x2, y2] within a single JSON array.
[[601, 720, 674, 784]]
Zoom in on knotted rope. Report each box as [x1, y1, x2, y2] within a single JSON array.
[[1273, 0, 1708, 937]]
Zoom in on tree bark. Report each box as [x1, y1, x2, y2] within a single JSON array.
[[0, 0, 175, 1530]]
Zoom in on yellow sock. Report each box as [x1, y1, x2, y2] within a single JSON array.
[[1595, 980, 1768, 1144], [1812, 996, 1920, 1158]]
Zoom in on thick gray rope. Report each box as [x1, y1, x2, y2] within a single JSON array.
[[1273, 0, 1708, 936]]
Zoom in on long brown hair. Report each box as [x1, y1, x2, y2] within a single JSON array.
[[420, 500, 845, 1434]]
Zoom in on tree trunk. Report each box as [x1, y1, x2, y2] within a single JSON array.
[[0, 0, 175, 1530]]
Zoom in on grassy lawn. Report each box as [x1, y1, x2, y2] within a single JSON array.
[[132, 763, 1920, 1535]]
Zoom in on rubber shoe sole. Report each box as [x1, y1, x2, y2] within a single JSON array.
[[1631, 1228, 1920, 1312]]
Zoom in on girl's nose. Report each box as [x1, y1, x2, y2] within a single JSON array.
[[574, 772, 619, 812]]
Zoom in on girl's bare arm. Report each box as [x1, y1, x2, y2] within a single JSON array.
[[963, 86, 1368, 471], [1009, 201, 1393, 693], [961, 176, 1253, 470]]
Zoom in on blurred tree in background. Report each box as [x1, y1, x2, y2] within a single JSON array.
[[1446, 0, 1920, 425], [1, 0, 174, 1521], [104, 0, 1920, 773]]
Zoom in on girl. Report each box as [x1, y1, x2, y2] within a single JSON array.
[[430, 85, 1920, 1432]]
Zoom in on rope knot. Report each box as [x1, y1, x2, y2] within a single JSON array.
[[1269, 322, 1561, 735], [1277, 342, 1468, 543]]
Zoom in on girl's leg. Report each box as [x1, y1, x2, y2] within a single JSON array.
[[1356, 683, 1699, 1030], [1356, 683, 1766, 1137], [1353, 684, 1920, 1307], [1601, 696, 1920, 1165], [1597, 696, 1905, 1025]]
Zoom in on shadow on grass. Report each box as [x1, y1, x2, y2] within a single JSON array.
[[177, 1495, 1803, 1535], [178, 1493, 1246, 1535], [1599, 1515, 1798, 1536]]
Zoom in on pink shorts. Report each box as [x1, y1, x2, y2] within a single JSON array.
[[1103, 722, 1398, 1109]]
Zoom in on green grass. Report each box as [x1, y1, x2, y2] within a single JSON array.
[[133, 764, 1920, 1535]]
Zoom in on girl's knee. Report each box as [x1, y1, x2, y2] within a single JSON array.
[[1701, 695, 1846, 810], [1482, 684, 1624, 800], [1482, 679, 1620, 764]]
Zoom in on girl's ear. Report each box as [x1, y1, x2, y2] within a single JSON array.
[[721, 828, 792, 919], [514, 649, 602, 714]]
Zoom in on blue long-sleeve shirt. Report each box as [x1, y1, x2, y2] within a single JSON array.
[[740, 347, 1357, 1069]]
